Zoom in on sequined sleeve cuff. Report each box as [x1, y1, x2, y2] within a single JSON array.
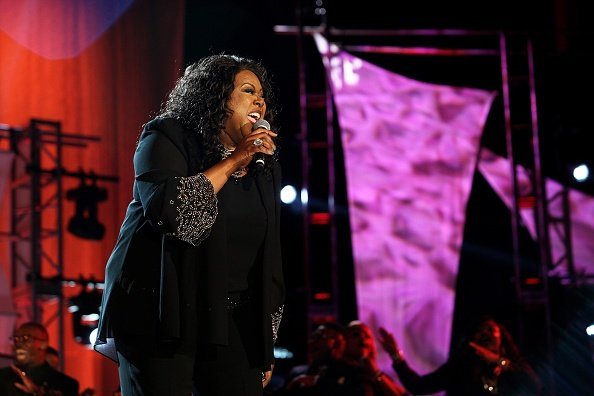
[[171, 173, 218, 246], [271, 305, 284, 344]]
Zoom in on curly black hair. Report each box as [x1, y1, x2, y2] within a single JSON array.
[[464, 315, 524, 361], [157, 53, 279, 173]]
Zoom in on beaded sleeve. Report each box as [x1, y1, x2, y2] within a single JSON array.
[[171, 173, 218, 246], [271, 305, 284, 344]]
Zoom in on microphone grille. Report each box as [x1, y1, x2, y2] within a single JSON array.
[[252, 119, 270, 130]]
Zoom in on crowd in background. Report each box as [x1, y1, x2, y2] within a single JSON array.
[[0, 316, 542, 395], [269, 317, 542, 396]]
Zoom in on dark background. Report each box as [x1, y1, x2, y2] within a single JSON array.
[[184, 0, 594, 393]]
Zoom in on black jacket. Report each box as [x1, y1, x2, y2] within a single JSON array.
[[0, 363, 79, 396], [95, 118, 284, 368]]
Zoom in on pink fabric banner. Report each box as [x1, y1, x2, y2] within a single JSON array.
[[478, 148, 594, 279], [315, 35, 496, 383]]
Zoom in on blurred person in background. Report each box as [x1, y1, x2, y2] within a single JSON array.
[[0, 322, 79, 396], [343, 320, 407, 396], [378, 316, 542, 395]]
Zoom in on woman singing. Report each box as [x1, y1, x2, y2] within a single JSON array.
[[94, 53, 285, 396]]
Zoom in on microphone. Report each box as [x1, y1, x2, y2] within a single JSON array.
[[252, 119, 270, 168]]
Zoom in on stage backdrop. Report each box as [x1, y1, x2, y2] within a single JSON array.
[[0, 0, 185, 393], [315, 34, 495, 388]]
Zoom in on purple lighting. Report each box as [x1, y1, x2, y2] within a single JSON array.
[[0, 0, 135, 59]]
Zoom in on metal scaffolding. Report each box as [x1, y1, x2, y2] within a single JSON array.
[[0, 119, 116, 368]]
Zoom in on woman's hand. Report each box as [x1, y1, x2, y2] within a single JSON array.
[[204, 122, 277, 191], [378, 327, 398, 356], [378, 327, 405, 364], [468, 341, 500, 364], [227, 122, 277, 171]]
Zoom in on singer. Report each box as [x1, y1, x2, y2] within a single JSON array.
[[94, 53, 284, 395]]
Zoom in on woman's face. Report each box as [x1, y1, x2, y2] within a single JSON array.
[[223, 69, 266, 145], [473, 320, 502, 352], [345, 323, 376, 359], [308, 325, 346, 361]]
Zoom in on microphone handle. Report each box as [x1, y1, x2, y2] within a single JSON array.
[[253, 119, 270, 168]]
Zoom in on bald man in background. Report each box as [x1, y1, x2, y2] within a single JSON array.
[[0, 322, 79, 396]]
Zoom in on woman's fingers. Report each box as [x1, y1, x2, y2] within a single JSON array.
[[248, 131, 276, 155], [377, 327, 398, 354]]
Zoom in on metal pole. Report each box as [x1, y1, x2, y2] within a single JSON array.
[[295, 0, 312, 341], [499, 32, 525, 343]]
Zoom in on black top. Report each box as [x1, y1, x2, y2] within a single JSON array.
[[223, 174, 267, 292], [0, 363, 79, 396]]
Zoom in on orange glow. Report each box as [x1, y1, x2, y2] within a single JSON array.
[[0, 1, 185, 393]]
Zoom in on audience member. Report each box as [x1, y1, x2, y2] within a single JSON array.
[[0, 322, 79, 396], [280, 321, 350, 394], [378, 316, 542, 395], [343, 320, 408, 396]]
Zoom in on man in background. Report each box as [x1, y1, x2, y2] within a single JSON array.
[[0, 322, 79, 396]]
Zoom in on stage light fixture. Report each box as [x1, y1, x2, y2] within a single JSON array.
[[65, 175, 108, 240], [281, 185, 297, 204], [273, 346, 294, 359], [573, 163, 590, 182], [301, 188, 309, 205], [68, 286, 102, 345]]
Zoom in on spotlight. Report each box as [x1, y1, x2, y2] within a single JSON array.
[[89, 328, 99, 345], [573, 164, 590, 182], [301, 188, 309, 205], [586, 324, 594, 336], [281, 185, 297, 204], [273, 346, 294, 359]]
